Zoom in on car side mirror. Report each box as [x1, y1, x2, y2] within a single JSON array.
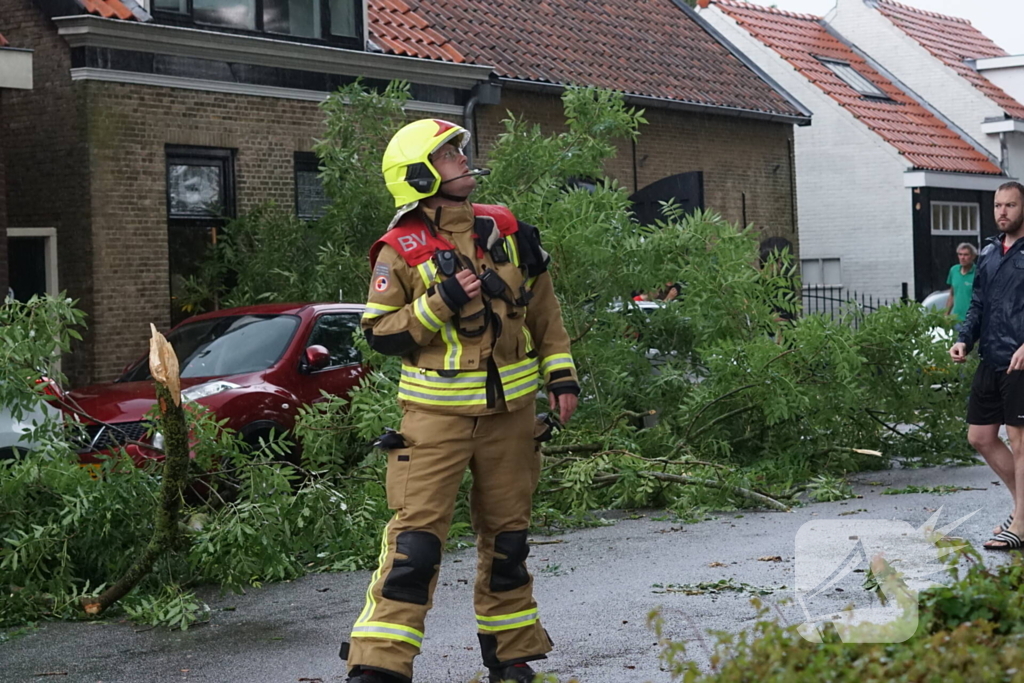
[[304, 345, 331, 373]]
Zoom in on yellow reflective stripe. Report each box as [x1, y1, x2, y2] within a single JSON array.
[[355, 520, 392, 626], [400, 373, 487, 386], [541, 353, 575, 375], [413, 295, 444, 332], [362, 303, 401, 320], [398, 389, 488, 406], [476, 608, 539, 632], [441, 322, 463, 371], [351, 621, 425, 648], [522, 327, 534, 354], [401, 365, 487, 381], [505, 235, 520, 267], [500, 357, 538, 379], [400, 377, 487, 392], [504, 375, 540, 401], [416, 261, 438, 288], [526, 275, 539, 289]]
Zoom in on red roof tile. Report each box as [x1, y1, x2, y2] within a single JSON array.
[[367, 0, 806, 118], [874, 0, 1024, 120], [369, 0, 467, 64], [75, 0, 143, 21], [711, 0, 1001, 175]]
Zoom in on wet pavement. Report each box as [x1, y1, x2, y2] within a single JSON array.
[[1, 461, 1013, 683]]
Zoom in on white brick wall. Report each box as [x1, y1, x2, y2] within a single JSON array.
[[700, 5, 914, 301], [829, 0, 1005, 160], [979, 62, 1024, 108], [1006, 133, 1024, 181]]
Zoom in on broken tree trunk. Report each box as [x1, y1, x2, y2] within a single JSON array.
[[81, 324, 189, 615]]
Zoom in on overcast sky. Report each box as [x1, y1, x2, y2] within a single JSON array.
[[751, 0, 1024, 55]]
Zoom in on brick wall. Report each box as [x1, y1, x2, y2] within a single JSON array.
[[0, 0, 94, 385], [1, 0, 799, 385], [475, 89, 798, 244], [82, 81, 353, 382]]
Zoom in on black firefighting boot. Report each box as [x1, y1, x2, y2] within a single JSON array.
[[346, 667, 406, 683], [488, 662, 538, 683]]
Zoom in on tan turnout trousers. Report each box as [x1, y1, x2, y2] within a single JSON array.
[[344, 405, 552, 681]]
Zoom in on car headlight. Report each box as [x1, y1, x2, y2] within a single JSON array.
[[151, 432, 165, 451], [180, 381, 241, 403]]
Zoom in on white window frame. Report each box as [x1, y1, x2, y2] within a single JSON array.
[[930, 201, 980, 236], [8, 227, 59, 297], [8, 227, 61, 374], [800, 257, 843, 289]]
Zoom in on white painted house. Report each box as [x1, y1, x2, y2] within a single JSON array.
[[829, 0, 1024, 181], [697, 0, 1014, 304]]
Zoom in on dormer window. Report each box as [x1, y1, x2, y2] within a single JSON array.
[[817, 57, 890, 99], [152, 0, 362, 44]]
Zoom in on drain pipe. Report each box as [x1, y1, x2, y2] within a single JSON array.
[[464, 93, 479, 168], [463, 82, 502, 168], [1000, 132, 1010, 175]]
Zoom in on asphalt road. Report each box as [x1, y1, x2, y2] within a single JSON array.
[[2, 461, 1016, 683]]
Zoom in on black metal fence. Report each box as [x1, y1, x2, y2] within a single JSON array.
[[801, 283, 908, 326]]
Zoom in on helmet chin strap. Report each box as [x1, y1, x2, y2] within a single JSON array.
[[434, 168, 490, 203]]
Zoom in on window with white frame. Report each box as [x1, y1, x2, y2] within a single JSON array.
[[816, 57, 889, 99], [801, 258, 842, 287], [931, 202, 980, 235]]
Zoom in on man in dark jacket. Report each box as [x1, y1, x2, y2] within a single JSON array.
[[950, 181, 1024, 550]]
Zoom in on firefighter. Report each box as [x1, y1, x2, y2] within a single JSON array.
[[339, 119, 579, 683]]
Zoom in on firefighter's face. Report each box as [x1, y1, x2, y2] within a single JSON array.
[[431, 143, 475, 197]]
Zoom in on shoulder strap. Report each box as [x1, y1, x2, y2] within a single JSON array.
[[369, 213, 454, 268]]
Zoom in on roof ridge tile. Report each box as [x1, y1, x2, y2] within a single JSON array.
[[711, 0, 822, 22], [876, 0, 971, 26]]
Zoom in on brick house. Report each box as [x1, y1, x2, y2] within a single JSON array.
[[1, 0, 810, 387], [0, 31, 34, 298], [699, 0, 1012, 303]]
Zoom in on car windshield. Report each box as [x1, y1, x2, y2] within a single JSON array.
[[121, 314, 300, 381]]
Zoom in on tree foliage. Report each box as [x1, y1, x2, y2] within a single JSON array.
[[0, 84, 974, 630]]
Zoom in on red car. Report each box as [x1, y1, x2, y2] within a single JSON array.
[[68, 303, 367, 466]]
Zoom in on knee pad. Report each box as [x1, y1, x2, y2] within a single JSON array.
[[383, 530, 442, 605], [490, 529, 530, 592]]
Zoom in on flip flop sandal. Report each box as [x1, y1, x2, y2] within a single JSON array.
[[985, 530, 1024, 551], [996, 513, 1015, 535]]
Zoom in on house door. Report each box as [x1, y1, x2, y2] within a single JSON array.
[[913, 188, 995, 301], [629, 171, 705, 226], [7, 227, 58, 302]]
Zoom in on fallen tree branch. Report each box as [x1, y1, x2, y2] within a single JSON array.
[[864, 410, 928, 445], [541, 443, 603, 455], [602, 409, 657, 434], [683, 385, 755, 439], [81, 326, 190, 616], [689, 405, 757, 441], [589, 471, 790, 512]]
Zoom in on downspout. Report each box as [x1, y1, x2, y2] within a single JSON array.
[[1000, 132, 1010, 175], [464, 93, 479, 168]]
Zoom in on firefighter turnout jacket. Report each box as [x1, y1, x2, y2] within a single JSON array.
[[362, 202, 579, 414]]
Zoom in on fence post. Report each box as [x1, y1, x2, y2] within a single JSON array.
[[901, 282, 909, 303]]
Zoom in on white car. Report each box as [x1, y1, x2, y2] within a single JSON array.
[[922, 289, 950, 313], [0, 381, 64, 460]]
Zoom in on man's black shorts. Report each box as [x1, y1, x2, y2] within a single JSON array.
[[967, 362, 1024, 426]]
